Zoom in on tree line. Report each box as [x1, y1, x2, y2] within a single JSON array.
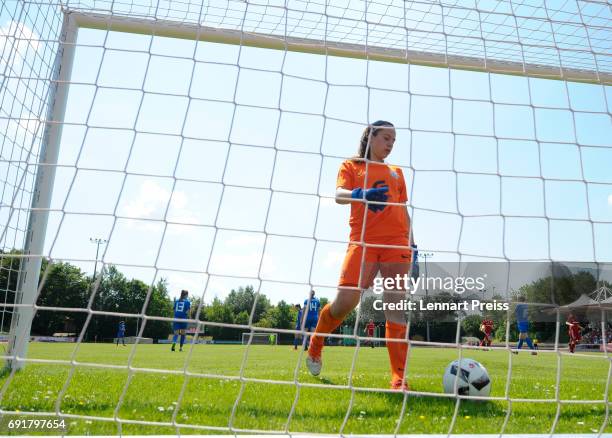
[[0, 252, 328, 342], [0, 252, 606, 343]]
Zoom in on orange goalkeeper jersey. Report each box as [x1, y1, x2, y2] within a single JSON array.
[[336, 160, 409, 244]]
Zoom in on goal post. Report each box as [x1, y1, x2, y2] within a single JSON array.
[[4, 13, 78, 371], [70, 10, 612, 85]]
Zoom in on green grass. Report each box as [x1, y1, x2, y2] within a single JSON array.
[[0, 343, 610, 435]]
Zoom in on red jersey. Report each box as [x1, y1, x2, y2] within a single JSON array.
[[567, 319, 581, 339], [481, 319, 494, 335], [366, 322, 376, 336], [336, 160, 409, 244]]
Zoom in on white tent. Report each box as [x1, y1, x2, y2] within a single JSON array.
[[560, 294, 600, 309]]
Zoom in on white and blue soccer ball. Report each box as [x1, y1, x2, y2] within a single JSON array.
[[442, 358, 491, 397]]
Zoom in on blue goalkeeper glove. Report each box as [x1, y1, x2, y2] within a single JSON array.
[[351, 186, 389, 212], [410, 245, 419, 280]]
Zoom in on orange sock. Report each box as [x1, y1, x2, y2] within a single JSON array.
[[308, 304, 343, 358], [386, 321, 408, 383]]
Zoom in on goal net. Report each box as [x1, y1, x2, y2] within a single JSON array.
[[0, 0, 611, 435]]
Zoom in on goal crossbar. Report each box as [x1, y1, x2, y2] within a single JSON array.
[[71, 11, 612, 85]]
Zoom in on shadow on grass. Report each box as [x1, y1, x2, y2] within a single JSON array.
[[379, 390, 507, 415]]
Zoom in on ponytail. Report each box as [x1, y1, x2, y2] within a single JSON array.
[[354, 120, 394, 160]]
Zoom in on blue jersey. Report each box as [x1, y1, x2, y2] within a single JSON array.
[[118, 322, 125, 336], [304, 297, 320, 321], [515, 303, 528, 323], [296, 308, 304, 328], [174, 298, 191, 319]]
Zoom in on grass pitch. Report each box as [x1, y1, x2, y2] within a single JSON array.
[[0, 342, 609, 435]]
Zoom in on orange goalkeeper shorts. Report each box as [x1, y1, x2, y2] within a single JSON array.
[[339, 238, 411, 287]]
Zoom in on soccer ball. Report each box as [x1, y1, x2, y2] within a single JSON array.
[[442, 358, 491, 397]]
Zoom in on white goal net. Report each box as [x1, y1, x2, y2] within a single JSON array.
[[0, 0, 611, 436]]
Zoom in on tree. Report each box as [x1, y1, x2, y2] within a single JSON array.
[[90, 266, 172, 340], [234, 311, 249, 326], [358, 294, 385, 324], [0, 251, 23, 332], [319, 297, 329, 308], [461, 314, 483, 338], [203, 297, 238, 340], [573, 271, 598, 297], [32, 261, 89, 336], [142, 279, 173, 339], [343, 309, 357, 330], [486, 295, 508, 324], [224, 286, 270, 323], [257, 300, 294, 329], [517, 268, 594, 308]]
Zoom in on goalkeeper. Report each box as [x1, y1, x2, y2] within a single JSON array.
[[305, 121, 417, 390]]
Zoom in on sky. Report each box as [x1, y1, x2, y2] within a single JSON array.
[[0, 1, 611, 308]]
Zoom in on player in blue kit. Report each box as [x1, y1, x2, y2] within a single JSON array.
[[171, 290, 191, 352], [303, 290, 321, 351], [514, 295, 536, 355], [293, 304, 304, 350], [116, 320, 126, 346]]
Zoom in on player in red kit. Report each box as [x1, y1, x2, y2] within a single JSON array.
[[480, 318, 494, 348], [566, 313, 582, 353], [365, 319, 376, 348]]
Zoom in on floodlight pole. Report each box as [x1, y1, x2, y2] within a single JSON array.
[[89, 238, 107, 282], [6, 14, 78, 370], [89, 238, 106, 343]]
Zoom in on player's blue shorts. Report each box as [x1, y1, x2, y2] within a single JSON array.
[[304, 318, 318, 331], [173, 321, 187, 331], [117, 331, 125, 338], [517, 321, 529, 333]]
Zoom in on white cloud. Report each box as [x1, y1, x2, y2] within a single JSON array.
[[120, 180, 201, 232], [0, 22, 44, 155], [323, 249, 345, 268], [208, 233, 266, 277], [209, 252, 264, 278], [0, 21, 40, 71], [171, 190, 188, 209], [608, 194, 612, 206], [121, 179, 170, 218], [167, 190, 199, 226]]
